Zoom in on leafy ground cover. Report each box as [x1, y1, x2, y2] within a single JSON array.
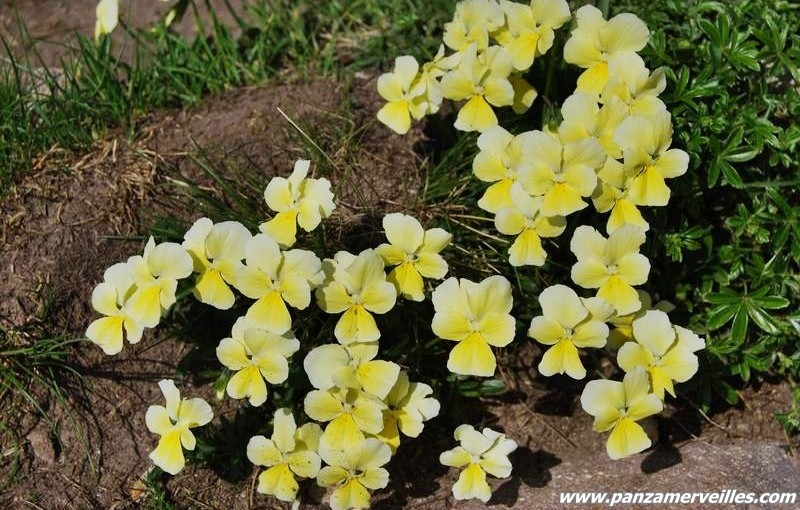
[[1, 0, 799, 509]]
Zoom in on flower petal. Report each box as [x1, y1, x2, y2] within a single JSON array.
[[447, 333, 496, 377]]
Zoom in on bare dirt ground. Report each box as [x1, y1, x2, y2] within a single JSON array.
[[1, 2, 799, 510], [1, 0, 248, 68]]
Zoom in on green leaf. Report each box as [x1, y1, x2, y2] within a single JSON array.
[[730, 309, 749, 346], [478, 378, 507, 396], [723, 147, 760, 163], [707, 303, 739, 330], [719, 160, 745, 188], [747, 305, 781, 334], [755, 296, 790, 309], [706, 292, 741, 305]]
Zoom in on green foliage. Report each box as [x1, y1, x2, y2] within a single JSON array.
[[620, 0, 800, 407]]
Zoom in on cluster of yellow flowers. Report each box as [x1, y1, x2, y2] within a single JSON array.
[[87, 158, 518, 508], [85, 1, 709, 505], [377, 0, 705, 474]]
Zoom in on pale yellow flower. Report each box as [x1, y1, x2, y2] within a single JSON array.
[[443, 0, 505, 52], [86, 262, 144, 355], [472, 126, 537, 213], [617, 310, 705, 399], [146, 379, 213, 475], [317, 438, 392, 510], [431, 275, 515, 377], [94, 0, 119, 40], [247, 408, 322, 502], [377, 56, 428, 134], [508, 73, 538, 114], [236, 233, 323, 334], [570, 224, 650, 315], [517, 130, 606, 217], [592, 158, 650, 233], [557, 92, 628, 159], [125, 237, 193, 328], [580, 367, 663, 459], [216, 317, 300, 406], [440, 44, 514, 132], [602, 53, 667, 117], [606, 291, 675, 350], [182, 217, 251, 310], [563, 5, 650, 95], [440, 425, 517, 502], [494, 183, 566, 266], [316, 250, 397, 344], [375, 213, 451, 301], [375, 371, 440, 452], [260, 159, 335, 247], [304, 387, 386, 451], [613, 110, 689, 207], [528, 284, 610, 379], [498, 0, 571, 70], [303, 342, 400, 400]]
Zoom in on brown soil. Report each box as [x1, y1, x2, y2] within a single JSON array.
[[1, 0, 248, 69]]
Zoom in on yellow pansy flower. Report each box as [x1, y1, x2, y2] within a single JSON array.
[[247, 408, 322, 502], [440, 44, 515, 132], [316, 250, 397, 344], [472, 126, 538, 213], [377, 56, 428, 134], [443, 0, 505, 52], [125, 237, 193, 328], [182, 217, 251, 310], [592, 158, 650, 233], [563, 5, 650, 95], [580, 367, 663, 460], [260, 159, 336, 248], [499, 0, 571, 70], [86, 262, 144, 355], [558, 92, 628, 159], [236, 233, 323, 334], [304, 387, 386, 451], [617, 310, 705, 399], [216, 317, 300, 406], [303, 342, 400, 400], [606, 291, 675, 350], [440, 424, 517, 502], [375, 213, 451, 301], [517, 130, 606, 217], [570, 224, 650, 315], [528, 284, 610, 379], [375, 371, 440, 452], [431, 275, 515, 377], [417, 45, 463, 116], [94, 0, 119, 40], [146, 379, 213, 475], [494, 183, 566, 266], [613, 110, 689, 207], [602, 53, 667, 117], [317, 438, 392, 510]]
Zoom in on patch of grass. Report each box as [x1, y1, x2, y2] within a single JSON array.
[[0, 327, 86, 480], [0, 0, 452, 192]]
